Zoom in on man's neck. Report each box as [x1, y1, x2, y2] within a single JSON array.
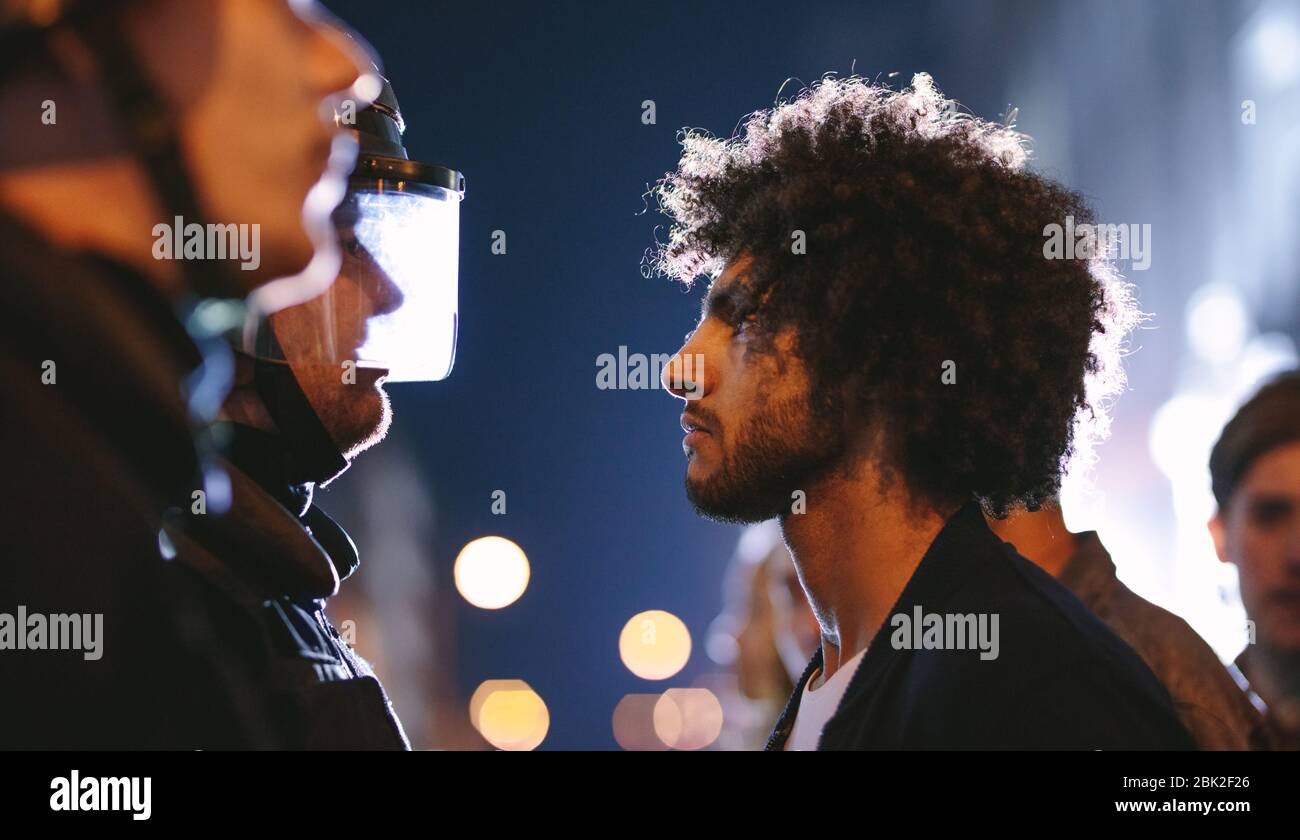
[[780, 459, 952, 681], [985, 505, 1077, 578], [1241, 643, 1300, 716]]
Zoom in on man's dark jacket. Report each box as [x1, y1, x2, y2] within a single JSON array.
[[766, 503, 1197, 750], [0, 213, 405, 749]]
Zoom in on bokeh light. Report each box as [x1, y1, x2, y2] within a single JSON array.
[[470, 679, 549, 751], [1185, 284, 1250, 364], [619, 610, 691, 680], [653, 688, 724, 750], [454, 536, 530, 609], [611, 694, 670, 751]]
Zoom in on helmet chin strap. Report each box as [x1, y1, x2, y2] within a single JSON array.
[[251, 357, 350, 487]]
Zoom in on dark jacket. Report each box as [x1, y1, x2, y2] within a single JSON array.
[[0, 213, 404, 749], [766, 503, 1197, 750], [0, 211, 225, 748], [165, 425, 409, 749]]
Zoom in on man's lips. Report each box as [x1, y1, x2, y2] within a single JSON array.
[[681, 414, 713, 453], [680, 413, 711, 435]]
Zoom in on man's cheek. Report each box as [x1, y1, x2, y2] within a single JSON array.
[[1243, 531, 1286, 578]]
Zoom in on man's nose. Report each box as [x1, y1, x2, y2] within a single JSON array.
[[1286, 517, 1300, 569], [662, 338, 707, 402]]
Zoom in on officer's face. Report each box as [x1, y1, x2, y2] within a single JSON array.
[[130, 0, 374, 296], [1212, 441, 1300, 652], [269, 242, 401, 460]]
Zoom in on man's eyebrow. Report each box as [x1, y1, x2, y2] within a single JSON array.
[[702, 276, 758, 322], [1249, 494, 1296, 509], [702, 287, 735, 321]]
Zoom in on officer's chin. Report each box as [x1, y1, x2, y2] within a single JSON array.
[[342, 385, 393, 462], [336, 368, 392, 461]]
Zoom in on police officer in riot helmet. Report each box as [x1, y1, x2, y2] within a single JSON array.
[[170, 75, 465, 748]]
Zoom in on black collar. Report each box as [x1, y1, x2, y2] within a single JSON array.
[[765, 501, 998, 750]]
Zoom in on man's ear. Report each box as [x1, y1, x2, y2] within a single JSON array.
[[1208, 510, 1232, 565]]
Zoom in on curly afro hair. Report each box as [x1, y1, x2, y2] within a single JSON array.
[[648, 73, 1138, 517]]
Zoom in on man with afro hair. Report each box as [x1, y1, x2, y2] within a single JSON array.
[[654, 73, 1194, 750]]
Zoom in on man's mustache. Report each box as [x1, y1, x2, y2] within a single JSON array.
[[682, 405, 722, 436]]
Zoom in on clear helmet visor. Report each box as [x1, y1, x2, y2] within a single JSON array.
[[245, 178, 462, 383]]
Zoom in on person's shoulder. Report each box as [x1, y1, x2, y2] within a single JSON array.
[[944, 537, 1128, 655], [988, 541, 1153, 664], [1091, 576, 1267, 750], [1095, 573, 1235, 687], [915, 544, 1194, 748]]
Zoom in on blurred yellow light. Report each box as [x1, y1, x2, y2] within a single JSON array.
[[454, 536, 530, 609], [653, 688, 724, 750], [612, 694, 670, 751], [470, 679, 549, 751], [619, 609, 691, 680], [469, 679, 518, 730]]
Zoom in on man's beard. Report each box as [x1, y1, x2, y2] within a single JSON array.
[[685, 391, 844, 524]]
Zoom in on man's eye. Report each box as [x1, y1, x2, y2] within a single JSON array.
[[733, 314, 758, 335], [1250, 502, 1292, 527]]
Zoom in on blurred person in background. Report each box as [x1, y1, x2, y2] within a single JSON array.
[[655, 73, 1193, 750], [988, 503, 1270, 749], [712, 521, 796, 749], [0, 0, 373, 748], [715, 522, 822, 749], [317, 423, 469, 750], [765, 535, 821, 686], [1209, 369, 1300, 749]]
